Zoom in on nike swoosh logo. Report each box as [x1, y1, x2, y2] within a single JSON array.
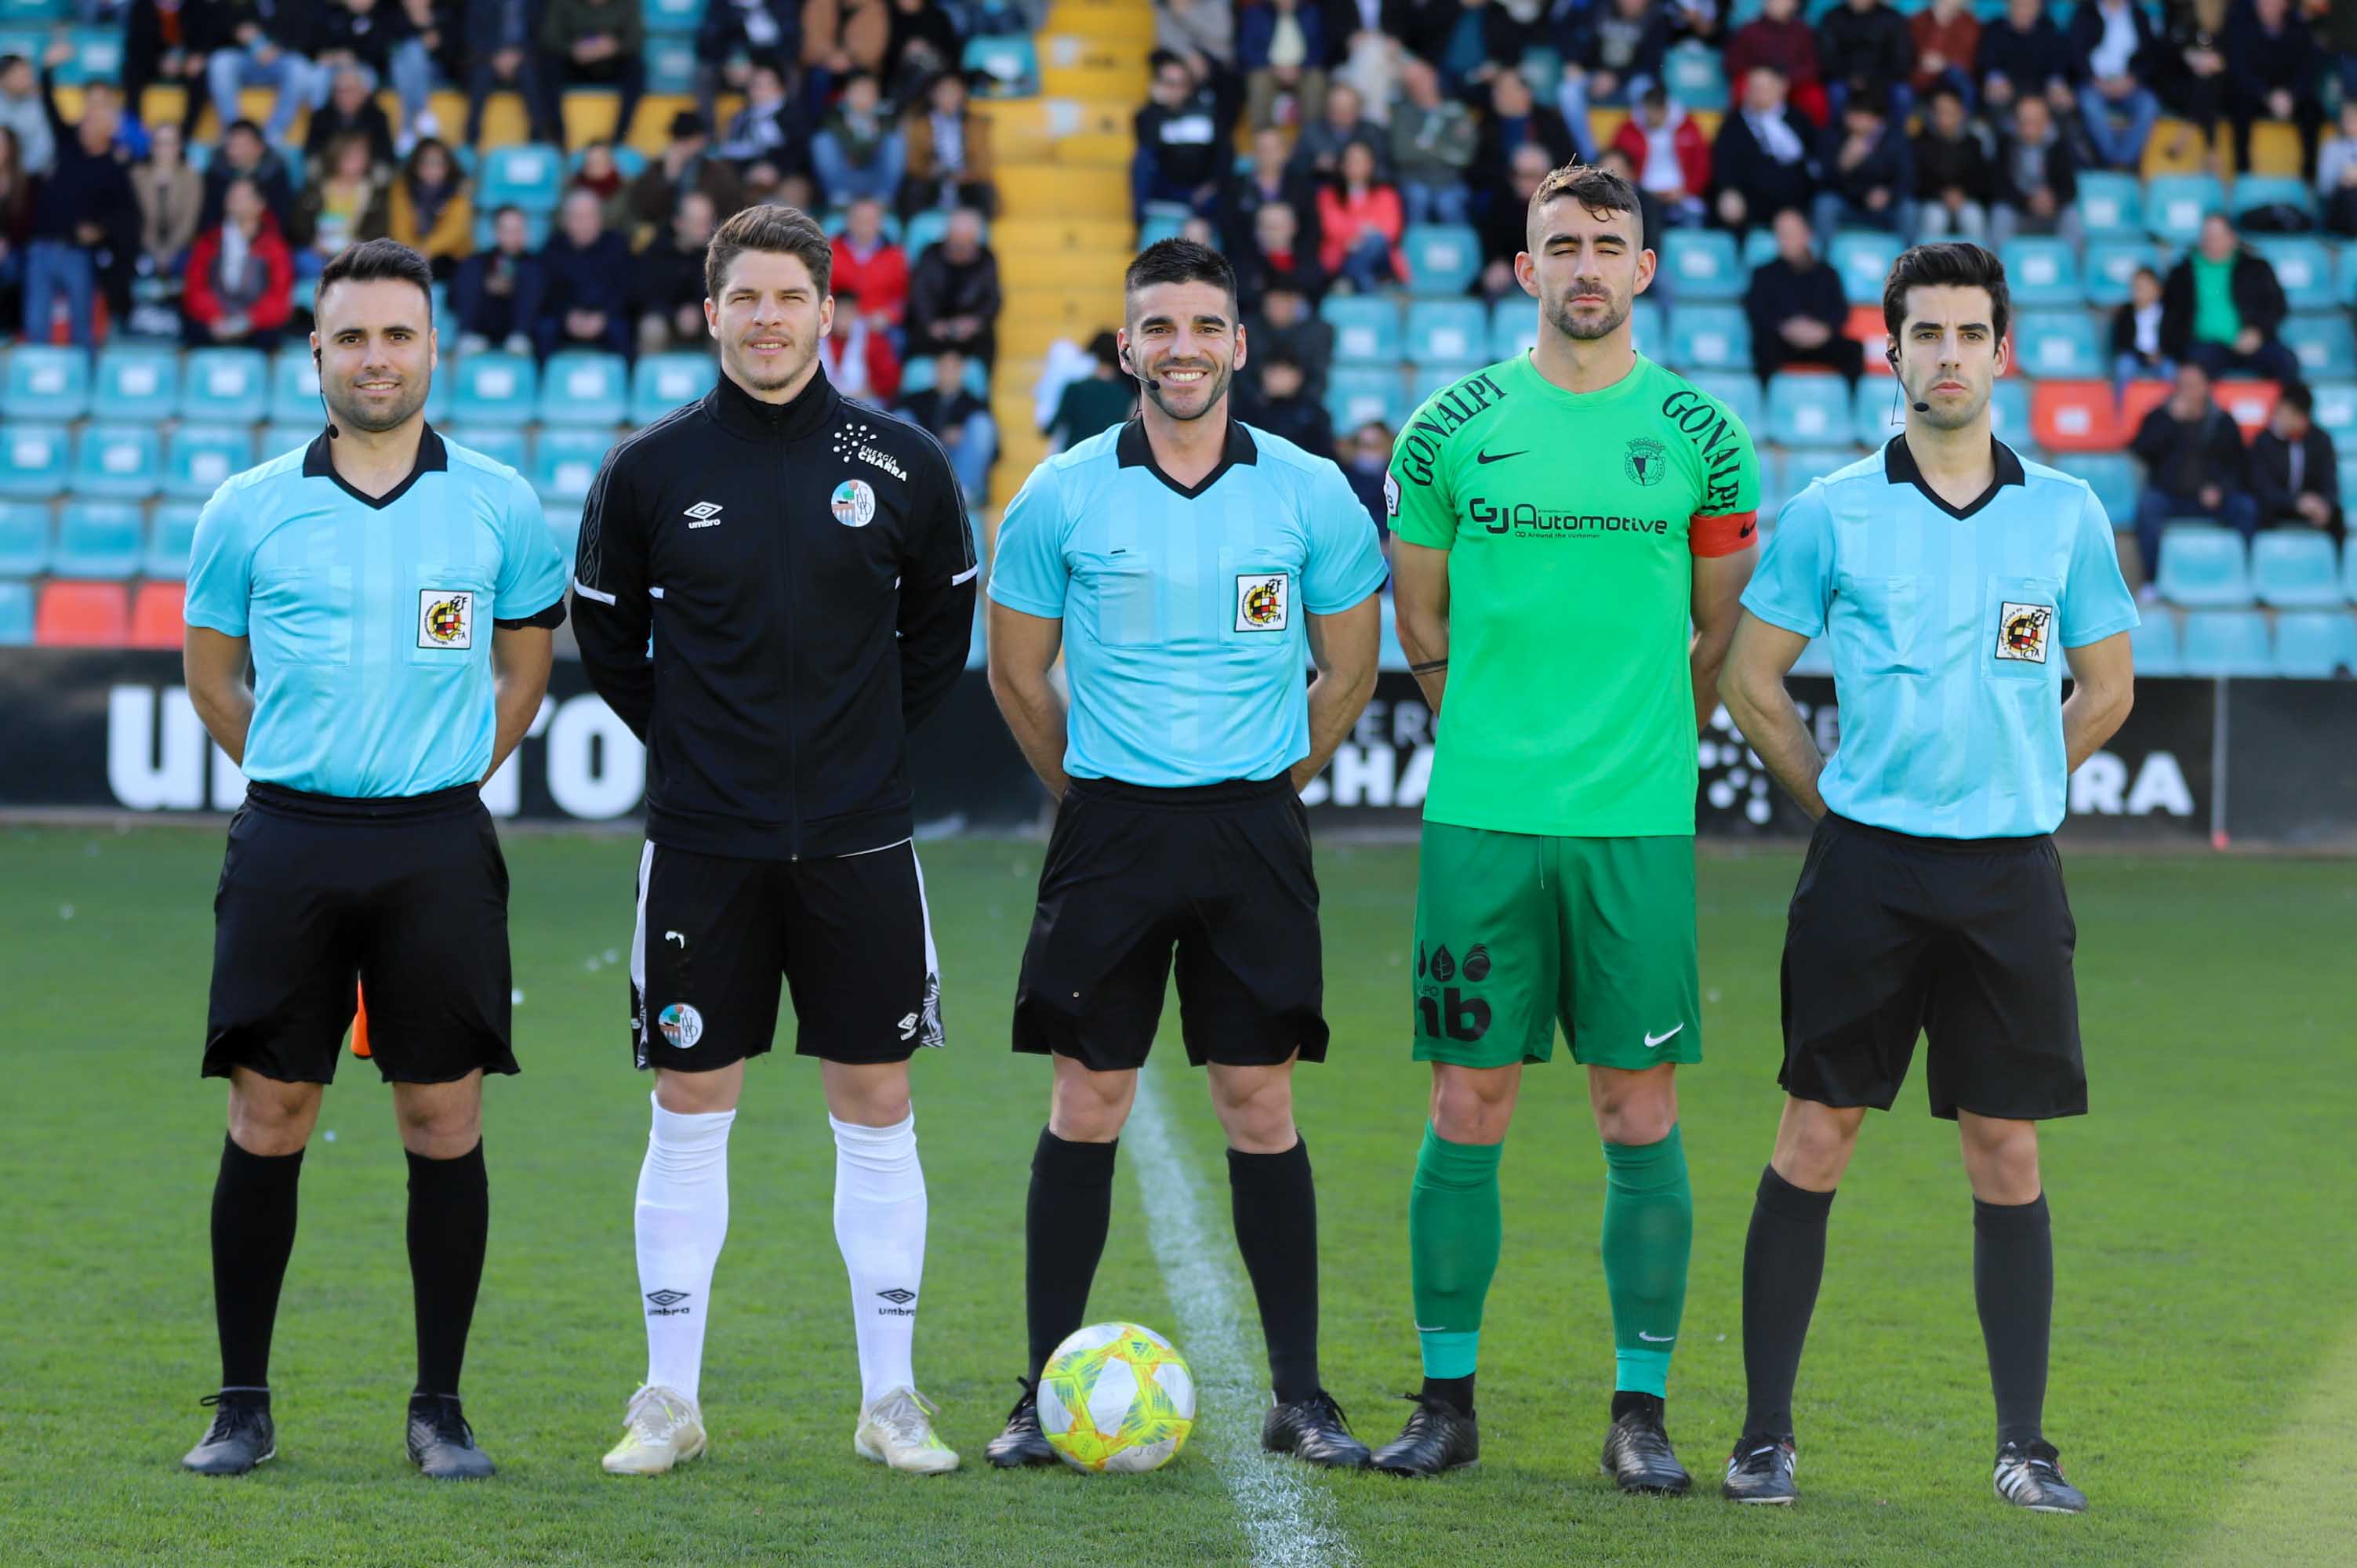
[[1475, 449, 1526, 464], [1413, 1324, 1446, 1334], [1638, 1330, 1676, 1343], [1738, 521, 1756, 539], [1643, 1024, 1683, 1048]]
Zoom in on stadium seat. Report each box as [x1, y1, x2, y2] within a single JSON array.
[[2155, 523, 2253, 606], [1739, 225, 1780, 272], [533, 429, 613, 505], [183, 348, 270, 423], [129, 580, 184, 650], [2347, 536, 2357, 604], [1489, 297, 1538, 361], [1404, 299, 1488, 366], [71, 426, 162, 500], [2054, 451, 2138, 526], [1851, 376, 1904, 446], [3, 344, 89, 419], [899, 355, 989, 397], [145, 503, 202, 579], [2312, 382, 2357, 443], [1988, 379, 2032, 448], [165, 426, 256, 500], [1629, 297, 1665, 359], [1781, 448, 1858, 493], [630, 352, 716, 423], [1401, 224, 1480, 296], [2213, 380, 2280, 441], [2119, 376, 2172, 436], [1661, 42, 1727, 108], [1829, 230, 1903, 304], [2014, 310, 2105, 379], [1999, 238, 2081, 307], [0, 423, 69, 497], [1659, 229, 1743, 302], [2253, 238, 2335, 311], [451, 353, 539, 425], [1323, 296, 1401, 366], [1325, 366, 1407, 432], [961, 34, 1040, 97], [2075, 171, 2142, 238], [2342, 247, 2357, 308], [450, 426, 529, 471], [0, 578, 31, 644], [93, 347, 180, 422], [2178, 608, 2272, 676], [2280, 314, 2356, 381], [267, 347, 324, 423], [2270, 611, 2357, 677], [645, 32, 697, 94], [2083, 239, 2170, 308], [1408, 361, 1484, 404], [54, 24, 121, 84], [478, 143, 565, 212], [1665, 304, 1750, 372], [2252, 530, 2345, 607], [2129, 605, 2181, 674], [539, 351, 629, 426], [0, 499, 46, 574], [35, 579, 128, 644], [543, 500, 585, 569], [1687, 370, 1761, 434], [2145, 174, 2223, 244], [52, 501, 144, 579], [2232, 176, 2315, 222], [641, 0, 701, 31], [904, 209, 953, 257], [1766, 372, 1851, 447], [2030, 380, 2121, 452], [258, 423, 316, 461]]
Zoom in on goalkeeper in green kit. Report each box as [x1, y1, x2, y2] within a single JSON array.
[[1368, 164, 1760, 1490]]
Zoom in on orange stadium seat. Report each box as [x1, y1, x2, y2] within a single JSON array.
[[129, 581, 185, 650], [2213, 380, 2280, 441], [2119, 378, 2173, 437], [35, 581, 129, 646], [2030, 381, 2123, 452]]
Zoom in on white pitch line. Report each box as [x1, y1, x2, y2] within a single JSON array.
[[1127, 1065, 1359, 1568]]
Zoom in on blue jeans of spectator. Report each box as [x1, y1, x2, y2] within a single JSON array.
[[811, 131, 908, 205], [941, 409, 997, 503], [2189, 337, 2301, 386], [1827, 79, 1913, 128], [22, 239, 95, 347], [1812, 191, 1918, 241], [2135, 485, 2257, 582], [1401, 180, 1470, 226], [2078, 83, 2159, 171], [2112, 350, 2174, 394], [317, 42, 436, 135], [1337, 231, 1393, 293], [209, 46, 318, 143], [1553, 76, 1600, 163]]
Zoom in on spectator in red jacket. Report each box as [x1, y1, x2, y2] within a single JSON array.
[[1908, 0, 1980, 103], [183, 175, 293, 351], [1611, 85, 1710, 229], [1317, 137, 1404, 294], [1725, 0, 1827, 124], [830, 194, 910, 329]]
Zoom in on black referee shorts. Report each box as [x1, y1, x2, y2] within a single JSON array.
[[203, 782, 518, 1086], [1014, 775, 1328, 1073], [1778, 813, 2085, 1122], [628, 839, 943, 1072]]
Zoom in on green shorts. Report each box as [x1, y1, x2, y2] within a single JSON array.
[[1411, 822, 1701, 1070]]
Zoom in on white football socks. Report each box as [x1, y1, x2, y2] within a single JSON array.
[[831, 1111, 928, 1404], [635, 1094, 735, 1404]]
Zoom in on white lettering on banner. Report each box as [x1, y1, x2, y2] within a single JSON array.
[[545, 694, 645, 818], [106, 685, 205, 809], [2068, 750, 2195, 817], [1327, 744, 1396, 808], [2125, 752, 2195, 817], [2070, 753, 2127, 813]]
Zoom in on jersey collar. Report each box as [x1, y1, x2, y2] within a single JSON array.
[[709, 358, 839, 445], [303, 423, 448, 511], [1116, 415, 1258, 499], [1882, 432, 2025, 521]]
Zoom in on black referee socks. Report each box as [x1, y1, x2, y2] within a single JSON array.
[[211, 1133, 304, 1391], [406, 1142, 489, 1400], [1229, 1139, 1322, 1406], [1974, 1192, 2054, 1450], [1026, 1128, 1119, 1381], [1741, 1164, 1836, 1442]]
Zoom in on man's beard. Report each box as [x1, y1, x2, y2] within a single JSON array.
[[731, 333, 819, 390], [1911, 372, 1985, 430], [326, 378, 428, 434], [1141, 358, 1232, 420], [1547, 282, 1629, 343]]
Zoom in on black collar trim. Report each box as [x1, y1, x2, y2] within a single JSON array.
[[708, 358, 839, 445], [303, 423, 447, 510], [1116, 416, 1258, 499], [1882, 433, 2025, 521]]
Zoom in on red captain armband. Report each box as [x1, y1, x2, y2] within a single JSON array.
[[1690, 510, 1759, 557]]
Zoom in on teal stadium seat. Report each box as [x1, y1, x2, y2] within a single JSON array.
[[0, 2, 68, 22], [183, 348, 269, 423], [1659, 229, 1741, 302], [1322, 296, 1400, 366], [534, 430, 614, 506], [72, 426, 162, 500], [2054, 452, 2138, 526], [1686, 370, 1760, 434], [1134, 212, 1185, 248], [2253, 238, 2334, 311], [961, 34, 1040, 97], [1853, 376, 1904, 446], [905, 209, 953, 257], [258, 423, 316, 460], [632, 353, 716, 422], [2155, 523, 2252, 606], [2178, 609, 2272, 675], [901, 355, 990, 397], [543, 501, 585, 569], [1629, 297, 1665, 360], [1404, 299, 1488, 366], [2014, 310, 2105, 379], [4, 344, 89, 419], [2312, 382, 2357, 443], [2342, 247, 2357, 307], [1489, 298, 1538, 360], [2270, 611, 2357, 677], [1402, 224, 1480, 296], [2347, 535, 2357, 602], [478, 144, 565, 213], [1661, 42, 1728, 108], [267, 347, 323, 423], [2280, 314, 2355, 381], [2251, 529, 2345, 607], [1665, 304, 1750, 372], [1988, 379, 2032, 449], [94, 347, 180, 421], [452, 352, 539, 425], [2232, 176, 2314, 222], [145, 503, 203, 579], [1766, 372, 1851, 447], [2130, 606, 2181, 675], [1326, 366, 1407, 432], [645, 34, 696, 94], [0, 579, 31, 644], [2084, 239, 2169, 308], [2075, 172, 2142, 238], [52, 501, 144, 578], [540, 351, 629, 426], [642, 0, 701, 31], [0, 499, 46, 574], [1999, 238, 2080, 307], [0, 423, 70, 496], [1829, 230, 1903, 304], [1409, 361, 1483, 404], [1781, 448, 1859, 492], [165, 426, 256, 500], [2145, 174, 2223, 244], [451, 426, 529, 471], [53, 25, 122, 85]]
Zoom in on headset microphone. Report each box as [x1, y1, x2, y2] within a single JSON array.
[[1885, 347, 1932, 416], [1122, 346, 1160, 394], [314, 345, 340, 439]]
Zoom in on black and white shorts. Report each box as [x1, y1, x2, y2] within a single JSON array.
[[628, 838, 944, 1072], [1778, 812, 2085, 1122]]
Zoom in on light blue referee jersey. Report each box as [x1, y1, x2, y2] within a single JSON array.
[[988, 418, 1389, 787], [183, 426, 568, 797], [1742, 436, 2137, 839]]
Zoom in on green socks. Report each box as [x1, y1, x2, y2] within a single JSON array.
[[1601, 1124, 1694, 1398], [1408, 1123, 1503, 1380]]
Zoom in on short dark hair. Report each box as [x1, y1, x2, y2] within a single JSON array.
[[2280, 381, 2313, 416], [1124, 238, 1237, 317], [224, 118, 262, 143], [1881, 241, 2011, 345], [316, 237, 434, 321], [1528, 162, 1644, 248], [705, 201, 833, 302]]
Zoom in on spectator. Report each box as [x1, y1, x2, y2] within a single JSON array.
[[1810, 86, 1914, 240], [1481, 143, 1554, 300], [314, 0, 435, 153], [1318, 138, 1404, 295], [1386, 58, 1476, 227], [124, 0, 216, 141], [0, 125, 30, 326], [1711, 65, 1818, 239], [1473, 68, 1581, 211], [1244, 351, 1334, 459], [133, 120, 202, 282], [304, 64, 396, 179], [906, 205, 1000, 367], [633, 187, 716, 356], [568, 140, 634, 232], [629, 110, 746, 233], [1229, 124, 1323, 260], [200, 119, 296, 234], [1155, 0, 1238, 107], [289, 132, 390, 279], [2224, 0, 2321, 180], [881, 0, 960, 105], [1818, 0, 1916, 118], [1044, 328, 1132, 450], [2250, 383, 2344, 543], [902, 68, 997, 218], [1593, 145, 1667, 254], [535, 185, 631, 357], [452, 202, 543, 354], [802, 0, 893, 86], [818, 306, 902, 403], [1245, 276, 1332, 401], [2318, 0, 2357, 111], [540, 0, 644, 151], [1237, 199, 1325, 315], [1914, 82, 1992, 241], [1339, 419, 1393, 548], [1745, 205, 1858, 385], [181, 175, 293, 350], [1289, 78, 1375, 186], [2154, 0, 2230, 172], [896, 344, 996, 505], [831, 194, 909, 327], [1725, 0, 1826, 126], [811, 71, 905, 206], [1131, 49, 1226, 221], [2130, 359, 2257, 592], [695, 0, 800, 129], [23, 85, 132, 346], [1434, 0, 1545, 100], [1611, 84, 1710, 230], [1240, 0, 1327, 132], [1989, 92, 2080, 248], [463, 0, 561, 148], [1572, 0, 1673, 111], [2109, 264, 2171, 387], [2160, 211, 2297, 383], [385, 136, 472, 281], [1975, 0, 2074, 120], [0, 54, 53, 178], [1909, 0, 1979, 104], [208, 0, 320, 147], [716, 60, 811, 183], [2069, 0, 2162, 172], [2321, 100, 2357, 239]]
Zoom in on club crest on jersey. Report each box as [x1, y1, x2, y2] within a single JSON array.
[[657, 1003, 703, 1049], [1624, 437, 1669, 487], [1235, 572, 1289, 631], [1996, 601, 2054, 663], [416, 589, 473, 649], [831, 477, 877, 528]]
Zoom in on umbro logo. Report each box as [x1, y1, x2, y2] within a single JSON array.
[[645, 1288, 693, 1316], [1475, 448, 1526, 464], [684, 501, 724, 528], [898, 1011, 920, 1040], [876, 1288, 916, 1305]]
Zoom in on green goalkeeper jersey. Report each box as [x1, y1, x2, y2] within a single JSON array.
[[1386, 350, 1761, 838]]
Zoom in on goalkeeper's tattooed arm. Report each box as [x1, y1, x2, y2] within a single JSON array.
[[1717, 611, 1827, 820], [1393, 540, 1451, 717]]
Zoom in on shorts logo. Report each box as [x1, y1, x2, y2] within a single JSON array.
[[1416, 941, 1491, 1043], [1624, 437, 1669, 488], [1462, 944, 1491, 982], [830, 478, 877, 528], [1235, 572, 1289, 632], [1996, 601, 2054, 664], [657, 1003, 703, 1050], [417, 589, 474, 649]]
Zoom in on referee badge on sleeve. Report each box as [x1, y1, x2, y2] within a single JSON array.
[[418, 589, 474, 650], [1996, 601, 2054, 664], [1235, 572, 1291, 632]]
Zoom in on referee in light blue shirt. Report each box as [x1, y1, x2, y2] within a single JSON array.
[[981, 240, 1388, 1471], [176, 240, 566, 1483], [1714, 244, 2137, 1514]]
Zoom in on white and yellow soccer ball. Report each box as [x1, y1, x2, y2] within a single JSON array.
[[1037, 1322, 1196, 1473]]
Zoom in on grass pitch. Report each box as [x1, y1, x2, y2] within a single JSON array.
[[2, 824, 2352, 1567]]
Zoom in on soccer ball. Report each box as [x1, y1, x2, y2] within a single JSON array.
[[1037, 1322, 1195, 1473]]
